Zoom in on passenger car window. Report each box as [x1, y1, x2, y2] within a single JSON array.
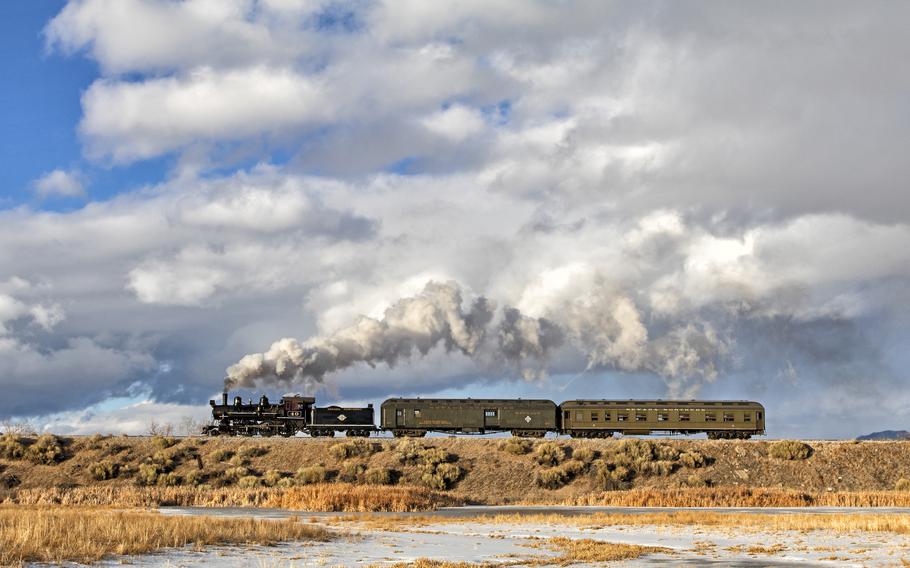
[[617, 413, 628, 422], [679, 412, 690, 422], [604, 411, 611, 421], [590, 412, 598, 421], [657, 413, 668, 421], [635, 412, 647, 421], [723, 413, 734, 422], [484, 409, 497, 418], [705, 413, 716, 422]]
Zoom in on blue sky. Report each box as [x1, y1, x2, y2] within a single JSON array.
[[0, 2, 169, 210], [1, 1, 909, 438]]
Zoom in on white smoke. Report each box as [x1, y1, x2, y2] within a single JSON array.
[[225, 279, 732, 394], [225, 281, 562, 391]]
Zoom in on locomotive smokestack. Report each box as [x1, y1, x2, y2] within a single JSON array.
[[222, 390, 228, 406]]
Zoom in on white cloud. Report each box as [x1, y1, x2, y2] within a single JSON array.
[[421, 105, 486, 141], [81, 67, 331, 162], [36, 399, 211, 435], [8, 0, 910, 436], [32, 169, 85, 198]]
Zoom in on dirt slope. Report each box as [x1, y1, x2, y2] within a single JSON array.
[[2, 435, 910, 505]]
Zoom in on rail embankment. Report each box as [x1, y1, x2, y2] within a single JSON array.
[[3, 434, 910, 509]]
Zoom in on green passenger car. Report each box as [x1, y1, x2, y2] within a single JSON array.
[[559, 400, 765, 439], [381, 398, 558, 437]]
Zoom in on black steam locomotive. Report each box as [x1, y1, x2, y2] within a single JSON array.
[[205, 391, 765, 439], [203, 392, 376, 437]]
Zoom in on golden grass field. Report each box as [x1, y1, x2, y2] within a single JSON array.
[[0, 506, 332, 565]]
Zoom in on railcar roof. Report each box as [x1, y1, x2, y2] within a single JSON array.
[[382, 397, 556, 404], [561, 399, 763, 407]]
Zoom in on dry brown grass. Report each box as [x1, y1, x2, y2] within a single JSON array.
[[370, 537, 665, 567], [0, 506, 332, 565], [6, 483, 458, 511], [564, 486, 910, 507], [376, 510, 910, 536], [769, 440, 813, 460], [541, 536, 669, 563], [338, 509, 910, 546]]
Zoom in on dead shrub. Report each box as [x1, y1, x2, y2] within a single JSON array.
[[156, 472, 181, 487], [654, 444, 680, 462], [394, 439, 424, 463], [0, 434, 26, 460], [151, 451, 175, 470], [536, 467, 570, 489], [618, 439, 655, 461], [295, 466, 327, 485], [363, 467, 394, 485], [237, 475, 261, 488], [275, 477, 297, 488], [236, 445, 269, 460], [572, 447, 597, 464], [28, 435, 64, 465], [86, 433, 111, 450], [419, 447, 450, 466], [228, 455, 248, 467], [89, 460, 119, 481], [500, 438, 533, 455], [534, 442, 565, 466], [136, 463, 162, 486], [769, 440, 813, 460], [184, 470, 204, 486], [592, 461, 631, 491], [223, 466, 249, 482], [338, 462, 366, 483], [207, 449, 233, 463], [560, 459, 587, 476], [896, 479, 910, 491], [640, 460, 677, 477], [329, 439, 377, 460], [420, 462, 462, 490], [263, 470, 283, 487], [151, 436, 177, 450], [679, 450, 707, 468], [0, 473, 20, 489]]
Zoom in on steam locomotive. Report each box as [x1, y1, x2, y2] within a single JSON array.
[[205, 391, 765, 439], [203, 392, 376, 437]]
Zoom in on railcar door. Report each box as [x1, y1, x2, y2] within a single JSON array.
[[483, 406, 500, 430], [395, 406, 406, 428]]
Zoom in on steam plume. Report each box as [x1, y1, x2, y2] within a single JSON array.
[[225, 280, 735, 393], [225, 281, 561, 391]]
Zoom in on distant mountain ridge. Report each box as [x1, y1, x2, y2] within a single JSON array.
[[856, 430, 910, 440]]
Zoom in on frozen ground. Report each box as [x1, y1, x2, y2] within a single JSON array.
[[49, 507, 910, 567]]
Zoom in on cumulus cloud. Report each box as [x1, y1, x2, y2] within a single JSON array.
[[81, 67, 331, 162], [32, 169, 85, 198], [3, 0, 907, 438]]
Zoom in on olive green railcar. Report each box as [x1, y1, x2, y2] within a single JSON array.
[[559, 400, 765, 439], [381, 398, 558, 437]]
